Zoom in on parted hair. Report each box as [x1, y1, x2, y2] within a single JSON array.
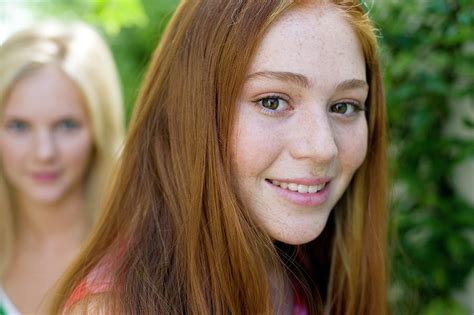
[[0, 21, 125, 277], [52, 1, 388, 314]]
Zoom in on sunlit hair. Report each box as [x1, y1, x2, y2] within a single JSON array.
[[52, 0, 387, 314], [0, 21, 125, 276]]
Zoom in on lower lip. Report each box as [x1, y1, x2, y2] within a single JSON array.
[[32, 173, 59, 183], [266, 180, 330, 207]]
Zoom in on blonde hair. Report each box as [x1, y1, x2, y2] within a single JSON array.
[[53, 1, 388, 314], [0, 21, 125, 276]]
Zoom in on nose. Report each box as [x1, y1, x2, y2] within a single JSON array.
[[288, 109, 338, 164], [34, 130, 57, 161]]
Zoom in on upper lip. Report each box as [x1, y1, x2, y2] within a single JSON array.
[[31, 171, 60, 176], [267, 177, 332, 185]]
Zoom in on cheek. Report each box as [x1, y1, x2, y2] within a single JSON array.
[[61, 132, 94, 173], [0, 136, 29, 188], [0, 136, 27, 169], [230, 108, 281, 180], [337, 121, 368, 172]]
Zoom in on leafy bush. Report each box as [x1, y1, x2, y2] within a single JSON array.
[[372, 1, 474, 314]]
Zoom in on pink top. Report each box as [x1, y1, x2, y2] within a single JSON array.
[[66, 271, 309, 314], [64, 264, 112, 311], [292, 281, 309, 315]]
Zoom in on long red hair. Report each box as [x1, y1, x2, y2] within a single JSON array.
[[52, 1, 388, 314]]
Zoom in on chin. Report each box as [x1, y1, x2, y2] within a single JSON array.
[[270, 223, 327, 246], [275, 233, 321, 246], [28, 189, 66, 205]]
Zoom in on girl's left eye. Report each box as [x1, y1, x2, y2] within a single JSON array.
[[330, 102, 364, 115], [57, 119, 81, 130], [255, 96, 290, 113]]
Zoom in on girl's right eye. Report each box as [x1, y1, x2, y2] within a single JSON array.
[[5, 120, 28, 133], [255, 96, 290, 114]]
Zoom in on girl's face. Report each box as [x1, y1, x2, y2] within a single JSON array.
[[231, 5, 368, 245], [0, 65, 93, 206]]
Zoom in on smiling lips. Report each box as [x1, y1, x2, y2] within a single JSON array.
[[267, 178, 331, 207], [32, 171, 60, 183], [271, 179, 326, 193]]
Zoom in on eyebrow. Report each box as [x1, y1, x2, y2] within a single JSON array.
[[335, 78, 369, 92], [246, 71, 311, 88], [246, 71, 368, 92]]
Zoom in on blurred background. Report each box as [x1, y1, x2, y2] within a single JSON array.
[[1, 0, 473, 314]]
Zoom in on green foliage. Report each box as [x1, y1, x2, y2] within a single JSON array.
[[372, 1, 474, 314], [422, 298, 470, 315], [26, 0, 148, 35], [105, 0, 179, 120], [29, 0, 178, 121]]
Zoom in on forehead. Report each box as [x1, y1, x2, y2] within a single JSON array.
[[3, 65, 87, 120], [248, 4, 366, 85]]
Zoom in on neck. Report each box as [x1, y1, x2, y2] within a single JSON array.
[[269, 269, 294, 314], [14, 189, 88, 249]]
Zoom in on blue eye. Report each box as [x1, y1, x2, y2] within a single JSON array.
[[57, 119, 81, 131], [330, 102, 364, 115], [6, 120, 28, 133]]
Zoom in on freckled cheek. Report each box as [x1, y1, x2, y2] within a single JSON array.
[[337, 123, 368, 172], [231, 116, 282, 179]]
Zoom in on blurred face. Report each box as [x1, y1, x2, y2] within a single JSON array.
[[0, 65, 93, 206], [231, 5, 368, 245]]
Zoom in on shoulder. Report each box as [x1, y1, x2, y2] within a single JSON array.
[[64, 293, 111, 315], [0, 286, 21, 315], [64, 264, 114, 313], [64, 245, 127, 314]]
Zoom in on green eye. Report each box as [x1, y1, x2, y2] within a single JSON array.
[[254, 95, 290, 115], [332, 103, 350, 113], [261, 97, 281, 110], [330, 102, 363, 115]]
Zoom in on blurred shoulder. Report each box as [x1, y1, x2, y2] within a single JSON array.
[[64, 293, 112, 315]]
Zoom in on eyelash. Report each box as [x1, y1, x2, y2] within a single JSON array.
[[254, 95, 365, 118], [3, 119, 82, 133], [253, 95, 291, 115], [6, 120, 28, 132], [329, 101, 366, 116], [57, 119, 81, 130]]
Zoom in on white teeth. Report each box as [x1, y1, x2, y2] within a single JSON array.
[[288, 183, 298, 191], [270, 180, 326, 193], [297, 185, 308, 193], [308, 185, 318, 193]]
